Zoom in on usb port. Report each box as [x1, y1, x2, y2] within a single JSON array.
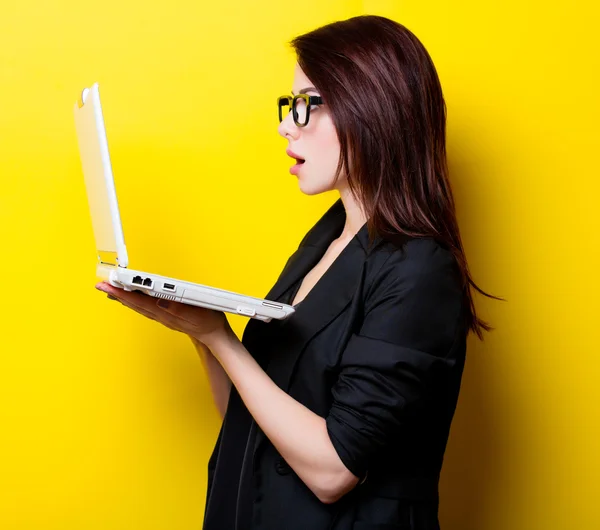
[[163, 283, 176, 292]]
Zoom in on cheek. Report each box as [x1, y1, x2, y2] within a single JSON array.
[[311, 119, 341, 175]]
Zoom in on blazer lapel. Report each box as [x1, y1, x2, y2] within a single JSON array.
[[267, 199, 381, 386], [266, 233, 368, 391], [261, 198, 387, 395], [248, 198, 383, 457], [262, 199, 347, 304]]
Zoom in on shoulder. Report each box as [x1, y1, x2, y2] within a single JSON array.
[[354, 237, 466, 357], [378, 237, 456, 273], [364, 237, 463, 316], [368, 237, 459, 288]]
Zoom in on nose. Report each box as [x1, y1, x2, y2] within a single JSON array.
[[278, 110, 300, 140]]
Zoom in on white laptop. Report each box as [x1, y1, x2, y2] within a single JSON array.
[[73, 82, 295, 323]]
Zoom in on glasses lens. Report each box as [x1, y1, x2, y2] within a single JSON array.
[[293, 96, 309, 126], [278, 96, 292, 122]]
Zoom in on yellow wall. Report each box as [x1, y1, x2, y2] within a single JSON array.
[[0, 1, 597, 528]]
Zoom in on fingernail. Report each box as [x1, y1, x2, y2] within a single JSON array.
[[157, 300, 170, 309]]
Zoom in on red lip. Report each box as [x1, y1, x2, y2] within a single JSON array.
[[286, 148, 304, 161]]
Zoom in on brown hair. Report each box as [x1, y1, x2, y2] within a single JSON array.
[[291, 15, 500, 339]]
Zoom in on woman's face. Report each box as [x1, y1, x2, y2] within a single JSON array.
[[278, 63, 345, 195]]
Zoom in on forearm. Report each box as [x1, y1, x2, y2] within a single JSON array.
[[204, 327, 358, 503], [191, 336, 232, 419]]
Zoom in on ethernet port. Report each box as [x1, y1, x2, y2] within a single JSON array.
[[143, 277, 153, 287], [132, 276, 143, 285]]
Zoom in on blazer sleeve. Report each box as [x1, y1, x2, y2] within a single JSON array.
[[325, 239, 465, 480]]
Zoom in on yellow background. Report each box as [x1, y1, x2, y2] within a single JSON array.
[[0, 1, 597, 528]]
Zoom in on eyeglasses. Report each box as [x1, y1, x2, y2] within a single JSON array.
[[277, 94, 323, 127]]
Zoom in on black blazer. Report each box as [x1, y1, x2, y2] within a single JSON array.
[[203, 199, 467, 530]]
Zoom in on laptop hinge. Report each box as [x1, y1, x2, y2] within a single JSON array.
[[97, 250, 122, 268]]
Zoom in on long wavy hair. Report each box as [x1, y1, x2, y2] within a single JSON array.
[[291, 15, 500, 339]]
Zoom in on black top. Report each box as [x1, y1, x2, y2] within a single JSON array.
[[202, 199, 466, 530]]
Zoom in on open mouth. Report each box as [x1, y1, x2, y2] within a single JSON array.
[[295, 158, 305, 165]]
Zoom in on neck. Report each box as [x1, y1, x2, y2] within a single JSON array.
[[337, 183, 368, 241]]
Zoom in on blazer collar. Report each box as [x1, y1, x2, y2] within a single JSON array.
[[264, 198, 380, 305], [258, 199, 382, 395], [244, 199, 384, 461]]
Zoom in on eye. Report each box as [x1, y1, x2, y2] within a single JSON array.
[[309, 95, 322, 110]]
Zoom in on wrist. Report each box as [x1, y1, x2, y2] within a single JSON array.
[[189, 334, 208, 351], [197, 323, 237, 352]]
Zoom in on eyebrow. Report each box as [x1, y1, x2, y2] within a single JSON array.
[[291, 86, 318, 95]]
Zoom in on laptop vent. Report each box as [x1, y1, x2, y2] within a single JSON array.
[[155, 292, 176, 301]]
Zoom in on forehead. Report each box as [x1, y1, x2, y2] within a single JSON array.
[[292, 63, 316, 92]]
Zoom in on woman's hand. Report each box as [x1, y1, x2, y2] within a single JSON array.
[[95, 281, 230, 348]]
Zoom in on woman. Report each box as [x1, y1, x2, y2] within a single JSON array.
[[96, 15, 494, 530]]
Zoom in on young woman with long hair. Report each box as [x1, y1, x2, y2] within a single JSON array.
[[97, 14, 496, 529]]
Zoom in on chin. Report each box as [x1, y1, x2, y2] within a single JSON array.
[[297, 175, 336, 196]]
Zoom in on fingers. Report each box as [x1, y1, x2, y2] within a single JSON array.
[[96, 282, 214, 335], [153, 301, 201, 331], [155, 298, 212, 326], [98, 283, 158, 312], [118, 296, 189, 332], [109, 294, 159, 322]]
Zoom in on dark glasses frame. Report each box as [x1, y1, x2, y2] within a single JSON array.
[[277, 94, 323, 127]]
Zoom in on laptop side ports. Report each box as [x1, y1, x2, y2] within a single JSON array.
[[132, 276, 153, 288], [162, 283, 176, 292]]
